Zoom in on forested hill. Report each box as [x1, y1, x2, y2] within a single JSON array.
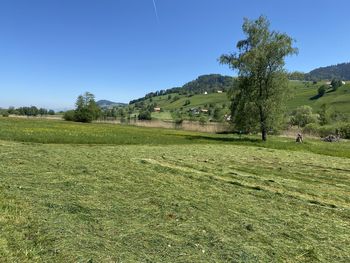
[[96, 100, 127, 108], [308, 62, 350, 80], [130, 74, 234, 104], [182, 74, 234, 94]]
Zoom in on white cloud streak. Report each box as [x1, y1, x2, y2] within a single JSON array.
[[152, 0, 159, 22]]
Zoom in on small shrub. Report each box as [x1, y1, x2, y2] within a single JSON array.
[[63, 110, 76, 121], [339, 123, 350, 139], [290, 105, 318, 127], [317, 85, 327, 97], [304, 122, 350, 139], [199, 117, 207, 125], [183, 100, 191, 106], [138, 110, 152, 120]]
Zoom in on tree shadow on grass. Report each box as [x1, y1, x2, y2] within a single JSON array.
[[309, 94, 323, 100], [183, 135, 261, 144]]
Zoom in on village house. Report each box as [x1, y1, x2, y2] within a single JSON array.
[[154, 107, 161, 112], [201, 109, 209, 113], [204, 91, 208, 95], [217, 90, 223, 93]]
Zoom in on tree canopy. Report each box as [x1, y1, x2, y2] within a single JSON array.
[[220, 15, 297, 140], [64, 92, 101, 123]]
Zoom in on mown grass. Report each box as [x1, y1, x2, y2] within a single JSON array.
[[0, 117, 349, 262], [0, 141, 349, 262]]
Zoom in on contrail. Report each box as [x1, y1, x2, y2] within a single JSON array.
[[152, 0, 159, 22]]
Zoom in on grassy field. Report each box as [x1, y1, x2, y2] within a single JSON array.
[[0, 118, 350, 262], [133, 81, 350, 120]]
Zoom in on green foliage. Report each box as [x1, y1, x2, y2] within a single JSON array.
[[220, 16, 297, 140], [290, 105, 318, 127], [331, 78, 343, 91], [171, 95, 180, 102], [304, 122, 350, 139], [199, 116, 207, 125], [138, 110, 152, 120], [1, 111, 9, 117], [181, 74, 233, 94], [63, 110, 76, 121], [318, 104, 330, 125], [213, 107, 224, 122], [339, 123, 350, 139], [288, 71, 306, 81], [183, 99, 191, 106], [73, 92, 101, 123], [317, 85, 327, 97]]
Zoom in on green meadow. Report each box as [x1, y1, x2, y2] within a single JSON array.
[[0, 118, 349, 262], [134, 81, 350, 120]]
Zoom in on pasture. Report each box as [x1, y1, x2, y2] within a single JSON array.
[[0, 118, 349, 262], [131, 81, 350, 121]]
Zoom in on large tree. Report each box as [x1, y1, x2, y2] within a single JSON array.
[[74, 92, 101, 123], [220, 16, 297, 141]]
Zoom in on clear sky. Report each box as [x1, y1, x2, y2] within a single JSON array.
[[0, 0, 349, 109]]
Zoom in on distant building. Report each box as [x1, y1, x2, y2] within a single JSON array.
[[204, 91, 208, 95], [154, 107, 161, 112], [217, 90, 223, 93], [342, 81, 346, 85], [201, 109, 209, 113]]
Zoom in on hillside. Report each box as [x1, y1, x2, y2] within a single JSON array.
[[130, 74, 234, 104], [96, 100, 127, 108], [132, 79, 350, 121], [307, 62, 350, 80]]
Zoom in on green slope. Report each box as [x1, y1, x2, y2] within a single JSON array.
[[287, 81, 350, 116], [134, 81, 350, 119]]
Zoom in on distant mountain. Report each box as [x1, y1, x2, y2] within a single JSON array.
[[307, 62, 350, 80], [96, 100, 127, 108]]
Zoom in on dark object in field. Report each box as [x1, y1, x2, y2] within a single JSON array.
[[296, 133, 303, 143], [322, 135, 340, 142]]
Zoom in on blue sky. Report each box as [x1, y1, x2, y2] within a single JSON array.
[[0, 0, 349, 109]]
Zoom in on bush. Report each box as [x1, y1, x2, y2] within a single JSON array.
[[290, 105, 318, 127], [138, 110, 152, 120], [331, 79, 343, 91], [65, 92, 101, 123], [317, 85, 327, 97], [304, 122, 350, 139], [63, 110, 76, 121], [183, 100, 191, 106], [199, 116, 207, 125], [339, 123, 350, 139]]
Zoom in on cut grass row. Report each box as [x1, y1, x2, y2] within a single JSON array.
[[0, 141, 349, 262]]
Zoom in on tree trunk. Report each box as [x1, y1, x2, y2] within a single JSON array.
[[261, 126, 267, 141], [259, 105, 267, 141]]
